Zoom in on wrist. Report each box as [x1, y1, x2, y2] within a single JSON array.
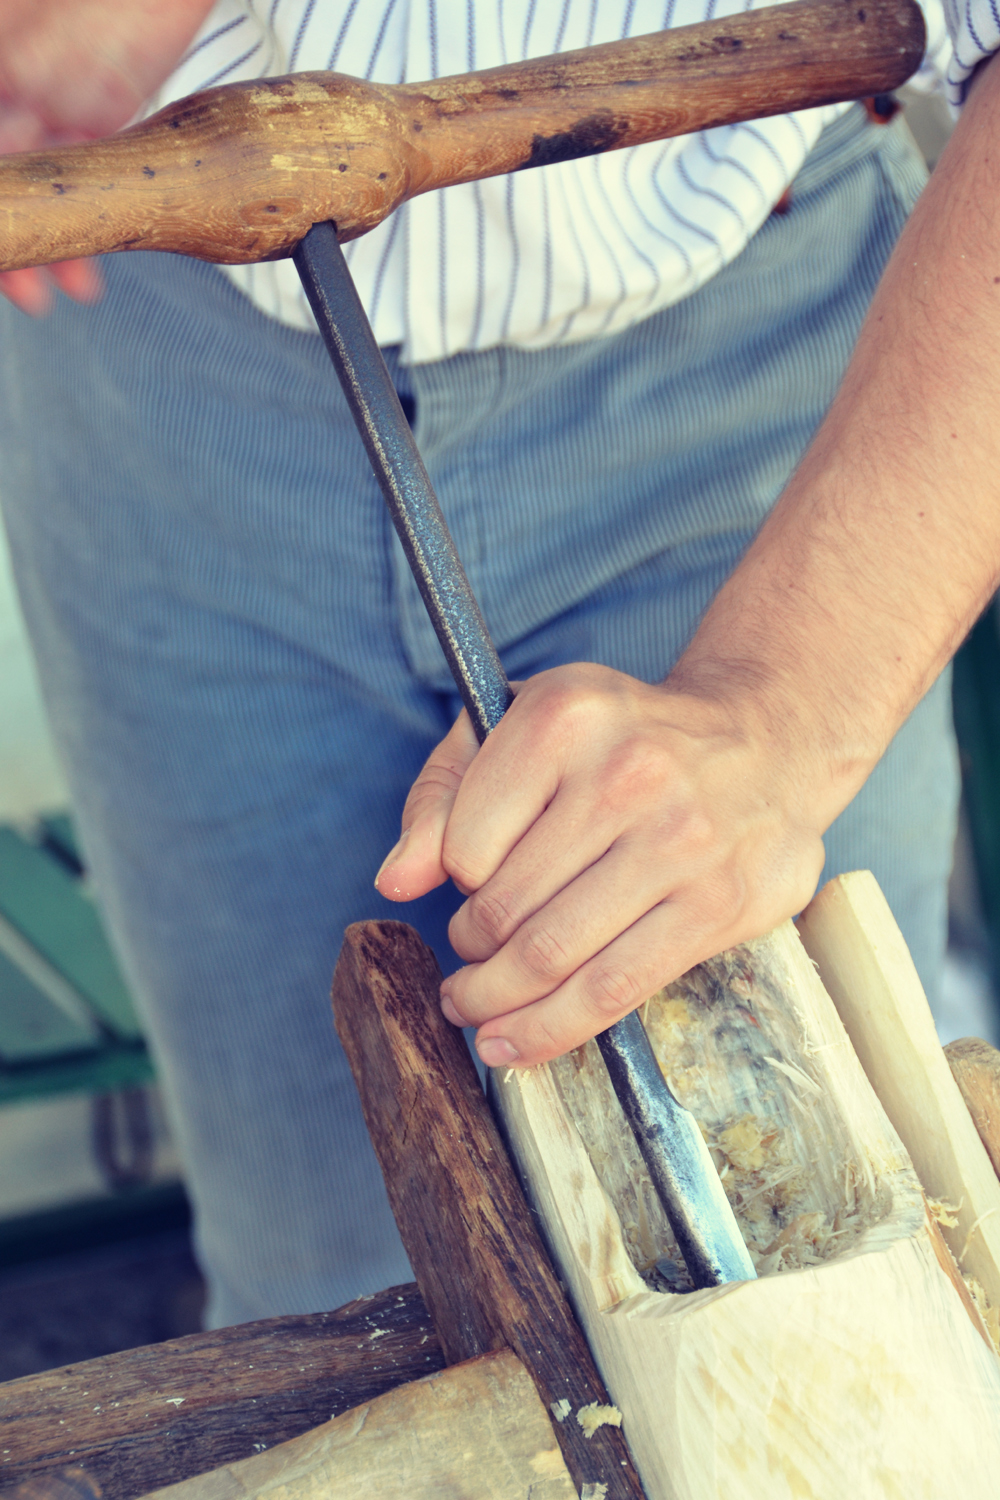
[[662, 631, 880, 839]]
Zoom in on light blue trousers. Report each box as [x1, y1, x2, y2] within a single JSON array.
[[0, 106, 958, 1325]]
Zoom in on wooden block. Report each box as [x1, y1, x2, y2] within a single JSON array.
[[332, 921, 643, 1500], [0, 1285, 442, 1500], [797, 871, 1000, 1310], [139, 1350, 575, 1500], [493, 915, 1000, 1500], [946, 1036, 1000, 1181]]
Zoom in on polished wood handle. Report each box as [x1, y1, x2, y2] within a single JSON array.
[[0, 0, 924, 272]]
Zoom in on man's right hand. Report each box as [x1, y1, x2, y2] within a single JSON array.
[[0, 0, 216, 313]]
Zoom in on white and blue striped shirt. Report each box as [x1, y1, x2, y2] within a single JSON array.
[[147, 0, 961, 362]]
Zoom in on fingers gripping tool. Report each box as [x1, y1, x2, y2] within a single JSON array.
[[293, 223, 756, 1289]]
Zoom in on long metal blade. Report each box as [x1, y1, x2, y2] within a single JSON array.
[[293, 219, 756, 1289], [597, 1013, 756, 1285]]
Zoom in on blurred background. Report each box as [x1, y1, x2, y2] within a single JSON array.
[[0, 88, 997, 1386], [0, 498, 204, 1381]]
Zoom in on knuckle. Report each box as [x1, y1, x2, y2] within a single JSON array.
[[515, 923, 570, 985], [525, 674, 607, 747], [599, 737, 673, 813], [584, 964, 645, 1022], [707, 865, 751, 927], [465, 885, 521, 949], [442, 846, 484, 893], [521, 1014, 565, 1062], [404, 761, 465, 815], [719, 870, 749, 924]]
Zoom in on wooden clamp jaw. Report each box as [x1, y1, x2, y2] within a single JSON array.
[[0, 0, 925, 273], [331, 921, 645, 1500]]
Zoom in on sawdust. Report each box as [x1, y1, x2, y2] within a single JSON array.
[[927, 1197, 962, 1230], [576, 1402, 623, 1438], [551, 945, 885, 1291]]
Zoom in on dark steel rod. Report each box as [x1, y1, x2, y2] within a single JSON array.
[[293, 220, 755, 1289], [293, 222, 512, 743]]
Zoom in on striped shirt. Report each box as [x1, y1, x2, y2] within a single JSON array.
[[147, 0, 958, 362]]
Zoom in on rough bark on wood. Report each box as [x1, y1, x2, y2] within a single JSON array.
[[798, 871, 1000, 1311], [493, 904, 1000, 1500], [139, 1350, 574, 1500], [946, 1036, 1000, 1180], [0, 1285, 441, 1500], [0, 0, 923, 271], [331, 920, 643, 1500]]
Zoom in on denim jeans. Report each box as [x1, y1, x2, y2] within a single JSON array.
[[0, 105, 957, 1325]]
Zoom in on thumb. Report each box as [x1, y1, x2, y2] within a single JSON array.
[[375, 709, 480, 901]]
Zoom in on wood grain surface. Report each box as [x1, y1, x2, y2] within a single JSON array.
[[141, 1350, 576, 1500], [492, 909, 1000, 1500], [0, 1284, 442, 1500], [0, 0, 923, 271], [331, 919, 645, 1500], [946, 1037, 1000, 1181], [798, 874, 1000, 1311]]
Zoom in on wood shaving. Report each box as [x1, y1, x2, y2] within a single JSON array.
[[765, 1056, 823, 1096], [550, 1398, 571, 1423], [927, 1197, 963, 1230], [959, 1209, 1000, 1267], [576, 1402, 623, 1438]]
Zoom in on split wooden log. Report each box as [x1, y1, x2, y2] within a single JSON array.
[[492, 881, 1000, 1500], [138, 1350, 576, 1500], [797, 870, 1000, 1323], [331, 922, 643, 1500]]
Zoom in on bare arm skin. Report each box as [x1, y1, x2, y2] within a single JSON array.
[[0, 0, 215, 312], [380, 56, 1000, 1068]]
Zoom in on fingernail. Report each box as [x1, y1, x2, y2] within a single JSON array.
[[441, 996, 467, 1027], [477, 1037, 520, 1067], [375, 828, 410, 887]]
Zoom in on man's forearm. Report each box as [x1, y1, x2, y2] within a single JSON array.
[[382, 50, 1000, 1069], [673, 58, 1000, 831]]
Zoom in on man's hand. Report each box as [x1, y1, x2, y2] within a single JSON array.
[[0, 0, 214, 312], [379, 54, 1000, 1071], [376, 664, 828, 1067]]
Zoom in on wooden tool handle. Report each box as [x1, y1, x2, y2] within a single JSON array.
[[0, 0, 923, 272], [331, 920, 645, 1500], [946, 1036, 1000, 1181], [0, 1287, 443, 1499]]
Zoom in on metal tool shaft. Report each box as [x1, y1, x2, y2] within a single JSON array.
[[293, 224, 511, 742], [294, 220, 755, 1289], [597, 1014, 755, 1285]]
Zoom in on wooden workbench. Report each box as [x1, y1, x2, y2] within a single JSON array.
[[0, 1282, 442, 1499]]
